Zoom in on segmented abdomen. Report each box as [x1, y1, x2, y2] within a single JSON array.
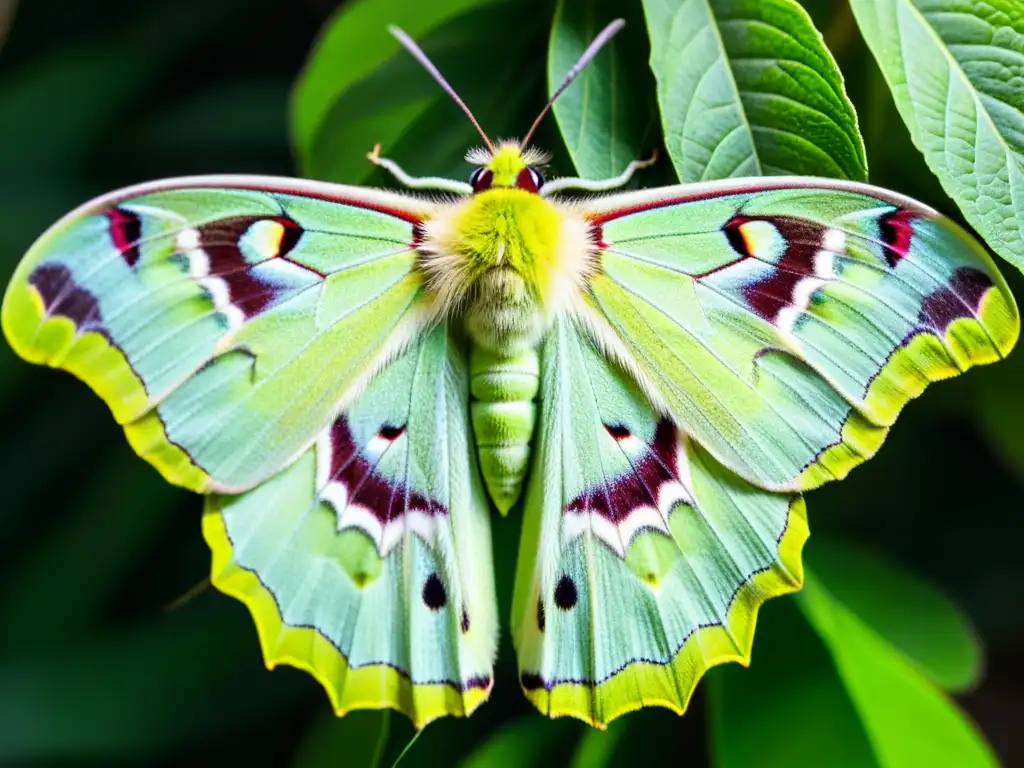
[[469, 345, 538, 514]]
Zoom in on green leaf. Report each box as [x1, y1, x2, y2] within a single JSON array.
[[849, 0, 1024, 271], [548, 0, 653, 178], [301, 3, 541, 183], [797, 571, 998, 768], [806, 537, 983, 692], [641, 0, 867, 182], [708, 597, 878, 768], [293, 711, 390, 768], [458, 716, 579, 768], [290, 0, 506, 173]]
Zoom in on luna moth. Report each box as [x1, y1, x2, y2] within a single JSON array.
[[2, 19, 1017, 729]]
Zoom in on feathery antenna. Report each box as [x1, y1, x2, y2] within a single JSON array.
[[521, 18, 625, 147], [389, 25, 495, 153]]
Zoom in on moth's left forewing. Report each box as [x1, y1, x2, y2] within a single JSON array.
[[1, 177, 439, 493], [511, 316, 807, 727], [575, 178, 1019, 491], [203, 323, 498, 727]]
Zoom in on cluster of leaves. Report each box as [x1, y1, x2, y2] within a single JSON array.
[[0, 0, 1022, 766]]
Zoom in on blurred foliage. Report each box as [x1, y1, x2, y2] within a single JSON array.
[[0, 0, 1022, 766]]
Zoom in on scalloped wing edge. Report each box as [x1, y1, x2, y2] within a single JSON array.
[[201, 500, 491, 729], [800, 288, 1017, 489], [2, 279, 210, 490], [522, 496, 809, 728]]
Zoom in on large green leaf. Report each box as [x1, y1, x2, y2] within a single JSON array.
[[849, 0, 1024, 271], [301, 3, 541, 183], [548, 0, 653, 178], [641, 0, 866, 182], [806, 537, 983, 693], [797, 572, 998, 767], [709, 598, 878, 768], [290, 0, 506, 173]]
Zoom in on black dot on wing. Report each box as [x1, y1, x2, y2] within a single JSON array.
[[422, 573, 447, 610], [378, 423, 406, 440], [604, 423, 631, 440], [537, 599, 546, 632], [461, 606, 470, 633], [554, 575, 577, 610]]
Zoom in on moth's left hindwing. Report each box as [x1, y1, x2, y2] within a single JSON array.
[[1, 177, 435, 493], [512, 316, 807, 727], [204, 323, 498, 727]]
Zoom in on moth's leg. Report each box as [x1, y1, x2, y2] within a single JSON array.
[[367, 144, 473, 195], [540, 150, 658, 197]]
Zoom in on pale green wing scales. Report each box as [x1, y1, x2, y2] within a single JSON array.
[[1, 176, 438, 493], [204, 322, 497, 727], [580, 178, 1019, 491], [511, 315, 807, 726]]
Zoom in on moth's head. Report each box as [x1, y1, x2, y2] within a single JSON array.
[[465, 142, 551, 194]]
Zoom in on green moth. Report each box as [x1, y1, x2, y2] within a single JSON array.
[[2, 20, 1018, 729]]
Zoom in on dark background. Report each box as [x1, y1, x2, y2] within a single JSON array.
[[0, 0, 1021, 764]]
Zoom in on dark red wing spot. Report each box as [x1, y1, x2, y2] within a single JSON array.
[[537, 599, 546, 632], [740, 216, 824, 322], [879, 208, 916, 267], [197, 214, 304, 272], [568, 420, 679, 524], [460, 606, 470, 633], [105, 207, 142, 267], [29, 263, 104, 331], [588, 221, 608, 250], [195, 215, 309, 320], [326, 419, 443, 523], [918, 267, 993, 330]]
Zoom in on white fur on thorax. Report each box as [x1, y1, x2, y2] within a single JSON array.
[[416, 197, 597, 346]]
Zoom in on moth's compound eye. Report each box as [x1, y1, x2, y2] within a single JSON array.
[[469, 168, 493, 193], [515, 167, 545, 193]]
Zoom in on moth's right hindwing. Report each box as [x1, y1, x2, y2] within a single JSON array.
[[511, 316, 807, 727]]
